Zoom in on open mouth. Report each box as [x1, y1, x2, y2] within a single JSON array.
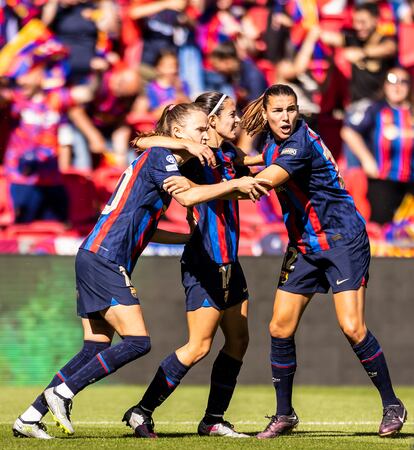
[[280, 125, 291, 134]]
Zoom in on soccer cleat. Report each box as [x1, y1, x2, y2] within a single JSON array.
[[379, 399, 407, 437], [256, 410, 299, 439], [44, 387, 74, 435], [12, 417, 53, 439], [122, 405, 157, 438], [198, 419, 250, 438]]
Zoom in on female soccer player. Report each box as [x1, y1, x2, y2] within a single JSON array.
[[122, 92, 264, 438], [240, 84, 407, 439], [12, 103, 267, 439]]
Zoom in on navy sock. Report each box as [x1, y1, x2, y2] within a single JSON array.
[[271, 336, 296, 416], [65, 336, 151, 395], [204, 351, 242, 422], [32, 341, 110, 416], [352, 330, 397, 407], [139, 352, 189, 413]]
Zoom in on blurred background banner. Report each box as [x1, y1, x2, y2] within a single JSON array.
[[1, 255, 412, 386]]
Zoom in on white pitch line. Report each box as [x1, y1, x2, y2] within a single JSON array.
[[2, 420, 413, 426]]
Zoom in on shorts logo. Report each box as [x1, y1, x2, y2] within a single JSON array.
[[166, 155, 176, 164], [280, 148, 297, 156], [336, 278, 349, 285]]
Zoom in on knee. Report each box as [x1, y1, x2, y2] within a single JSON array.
[[339, 321, 367, 344], [223, 333, 249, 359], [269, 320, 295, 339], [185, 340, 212, 364], [123, 335, 151, 357]]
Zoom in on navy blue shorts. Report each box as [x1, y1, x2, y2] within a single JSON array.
[[182, 261, 249, 311], [76, 249, 140, 318], [278, 230, 370, 294]]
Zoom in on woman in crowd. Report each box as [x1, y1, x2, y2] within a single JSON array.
[[341, 66, 414, 224], [12, 102, 267, 439], [240, 84, 406, 439]]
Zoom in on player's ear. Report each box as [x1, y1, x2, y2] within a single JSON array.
[[172, 125, 185, 140], [261, 107, 267, 123], [208, 115, 216, 129]]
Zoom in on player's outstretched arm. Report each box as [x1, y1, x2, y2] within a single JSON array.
[[254, 164, 291, 188], [134, 135, 216, 167], [233, 147, 264, 167], [165, 176, 270, 207], [151, 229, 191, 244]]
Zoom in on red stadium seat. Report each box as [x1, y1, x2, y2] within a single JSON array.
[[62, 169, 99, 231], [4, 220, 68, 238], [92, 166, 123, 208], [0, 166, 14, 227]]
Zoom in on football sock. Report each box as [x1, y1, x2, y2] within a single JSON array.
[[20, 406, 43, 422], [204, 351, 243, 422], [352, 330, 398, 407], [62, 336, 151, 396], [139, 352, 189, 413], [29, 341, 110, 417], [271, 336, 296, 416]]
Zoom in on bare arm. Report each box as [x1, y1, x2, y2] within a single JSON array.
[[293, 26, 321, 75], [151, 229, 190, 244], [134, 135, 216, 166], [364, 39, 397, 59], [68, 106, 108, 154], [170, 176, 270, 207], [320, 30, 345, 48], [254, 164, 291, 188], [41, 0, 59, 26], [129, 0, 186, 20], [340, 126, 379, 178]]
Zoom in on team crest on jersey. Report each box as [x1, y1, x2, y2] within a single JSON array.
[[166, 155, 176, 164], [280, 148, 297, 156]]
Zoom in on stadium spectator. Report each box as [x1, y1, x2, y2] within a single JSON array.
[[320, 2, 397, 102], [0, 63, 94, 223], [134, 50, 190, 121], [128, 0, 186, 67], [341, 66, 414, 224], [205, 41, 268, 109], [241, 84, 407, 439]]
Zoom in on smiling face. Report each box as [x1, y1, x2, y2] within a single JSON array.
[[209, 98, 240, 144], [384, 68, 411, 106], [262, 94, 299, 141], [172, 110, 209, 144]]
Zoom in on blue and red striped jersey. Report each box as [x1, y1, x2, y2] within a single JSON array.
[[263, 120, 365, 254], [345, 100, 414, 182], [81, 147, 181, 273], [181, 142, 248, 265]]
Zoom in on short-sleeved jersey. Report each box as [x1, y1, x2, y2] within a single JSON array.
[[4, 88, 73, 186], [345, 100, 414, 183], [181, 143, 248, 265], [81, 147, 181, 273], [263, 120, 365, 254]]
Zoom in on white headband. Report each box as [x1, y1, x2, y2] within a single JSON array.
[[208, 94, 227, 117]]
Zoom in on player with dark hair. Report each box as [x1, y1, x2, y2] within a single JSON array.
[[240, 84, 407, 439], [122, 92, 267, 439], [12, 103, 268, 439]]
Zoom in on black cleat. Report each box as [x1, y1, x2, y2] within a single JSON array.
[[122, 405, 157, 438], [379, 399, 407, 437]]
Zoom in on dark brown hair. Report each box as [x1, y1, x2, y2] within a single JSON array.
[[241, 84, 298, 136], [194, 91, 228, 117]]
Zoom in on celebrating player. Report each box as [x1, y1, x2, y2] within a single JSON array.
[[12, 102, 268, 439], [240, 84, 407, 438], [122, 92, 268, 438]]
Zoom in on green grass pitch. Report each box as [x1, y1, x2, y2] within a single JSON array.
[[1, 385, 413, 449]]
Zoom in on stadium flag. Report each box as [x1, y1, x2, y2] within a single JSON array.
[[0, 18, 69, 88]]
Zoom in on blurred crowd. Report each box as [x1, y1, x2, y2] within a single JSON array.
[[0, 0, 414, 250]]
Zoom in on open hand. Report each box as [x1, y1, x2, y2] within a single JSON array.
[[163, 176, 191, 195]]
